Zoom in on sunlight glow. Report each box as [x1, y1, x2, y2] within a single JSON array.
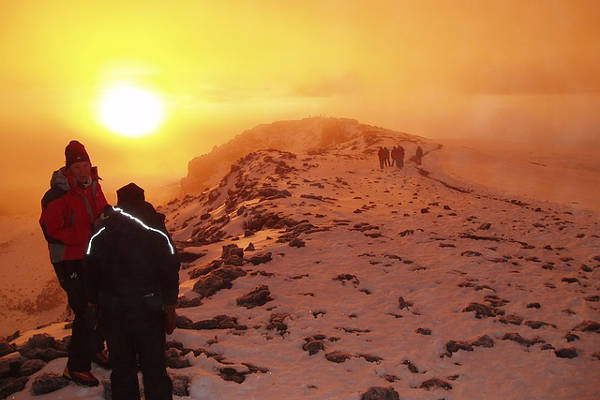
[[98, 85, 165, 137]]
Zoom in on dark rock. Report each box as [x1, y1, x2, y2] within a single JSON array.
[[166, 340, 184, 351], [461, 250, 482, 257], [177, 296, 203, 309], [219, 367, 245, 384], [192, 315, 247, 330], [267, 313, 289, 335], [0, 360, 11, 378], [420, 208, 430, 213], [498, 314, 523, 325], [222, 244, 244, 259], [484, 295, 509, 308], [325, 351, 352, 363], [573, 320, 600, 333], [478, 222, 492, 230], [502, 333, 545, 347], [178, 251, 206, 263], [561, 277, 580, 284], [462, 302, 499, 318], [244, 242, 255, 251], [172, 374, 191, 397], [247, 252, 272, 265], [0, 376, 28, 398], [565, 333, 579, 342], [289, 238, 306, 248], [402, 359, 418, 373], [241, 362, 269, 374], [555, 348, 578, 358], [524, 320, 556, 329], [334, 274, 360, 286], [398, 297, 413, 310], [5, 331, 20, 342], [471, 335, 495, 348], [19, 347, 67, 362], [176, 315, 195, 329], [526, 302, 541, 309], [55, 337, 70, 353], [585, 296, 600, 302], [420, 378, 453, 390], [224, 254, 244, 266], [18, 359, 46, 376], [31, 372, 69, 395], [22, 334, 57, 351], [446, 340, 473, 355], [236, 285, 273, 308], [415, 328, 431, 335], [302, 339, 325, 355], [360, 386, 400, 400], [165, 349, 191, 369], [0, 339, 15, 357], [188, 260, 222, 279], [0, 354, 24, 379], [192, 266, 247, 298], [358, 354, 383, 363]]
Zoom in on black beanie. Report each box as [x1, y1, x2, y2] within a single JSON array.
[[117, 183, 145, 205], [65, 140, 91, 168]]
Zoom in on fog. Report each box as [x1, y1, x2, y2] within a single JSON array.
[[1, 0, 599, 214]]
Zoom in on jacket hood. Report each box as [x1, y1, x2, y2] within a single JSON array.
[[50, 166, 100, 192], [50, 168, 71, 192]]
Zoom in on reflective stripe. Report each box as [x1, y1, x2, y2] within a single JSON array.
[[111, 207, 175, 255], [86, 227, 106, 255]]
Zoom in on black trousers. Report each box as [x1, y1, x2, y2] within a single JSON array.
[[53, 260, 104, 372], [103, 296, 172, 400]]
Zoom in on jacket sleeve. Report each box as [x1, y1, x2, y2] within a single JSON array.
[[153, 231, 180, 306], [84, 226, 108, 304], [41, 197, 90, 246]]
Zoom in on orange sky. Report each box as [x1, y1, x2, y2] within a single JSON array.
[[1, 0, 599, 214]]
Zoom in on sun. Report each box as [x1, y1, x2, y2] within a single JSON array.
[[98, 85, 165, 137]]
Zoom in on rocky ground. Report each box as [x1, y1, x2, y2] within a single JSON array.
[[1, 123, 599, 399]]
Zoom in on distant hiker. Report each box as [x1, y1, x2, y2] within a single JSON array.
[[86, 183, 180, 400], [39, 140, 110, 386], [391, 145, 404, 169], [377, 147, 386, 169], [383, 147, 391, 167], [415, 146, 423, 165], [397, 145, 405, 168]]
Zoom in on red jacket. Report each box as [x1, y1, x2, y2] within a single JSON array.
[[40, 166, 108, 263]]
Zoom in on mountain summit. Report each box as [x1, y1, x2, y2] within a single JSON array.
[[181, 117, 424, 194], [2, 119, 599, 399]]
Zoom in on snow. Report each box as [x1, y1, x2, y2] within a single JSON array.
[[0, 215, 66, 337], [3, 120, 599, 399]]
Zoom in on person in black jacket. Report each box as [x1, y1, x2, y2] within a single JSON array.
[[86, 182, 179, 400]]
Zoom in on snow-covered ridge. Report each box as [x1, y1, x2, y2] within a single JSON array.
[[2, 123, 599, 400], [180, 116, 423, 194]]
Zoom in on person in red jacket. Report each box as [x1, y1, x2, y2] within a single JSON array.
[[40, 140, 110, 386]]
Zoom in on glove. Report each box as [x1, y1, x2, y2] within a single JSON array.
[[163, 305, 176, 335]]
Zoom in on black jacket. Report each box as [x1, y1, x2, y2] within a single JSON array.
[[85, 201, 179, 306]]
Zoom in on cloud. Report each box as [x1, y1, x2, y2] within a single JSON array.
[[292, 72, 363, 98], [460, 64, 600, 96]]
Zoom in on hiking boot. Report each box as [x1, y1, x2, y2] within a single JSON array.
[[92, 349, 111, 369], [63, 366, 99, 387]]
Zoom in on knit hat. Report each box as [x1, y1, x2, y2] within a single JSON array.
[[117, 183, 145, 205], [65, 140, 90, 168]]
